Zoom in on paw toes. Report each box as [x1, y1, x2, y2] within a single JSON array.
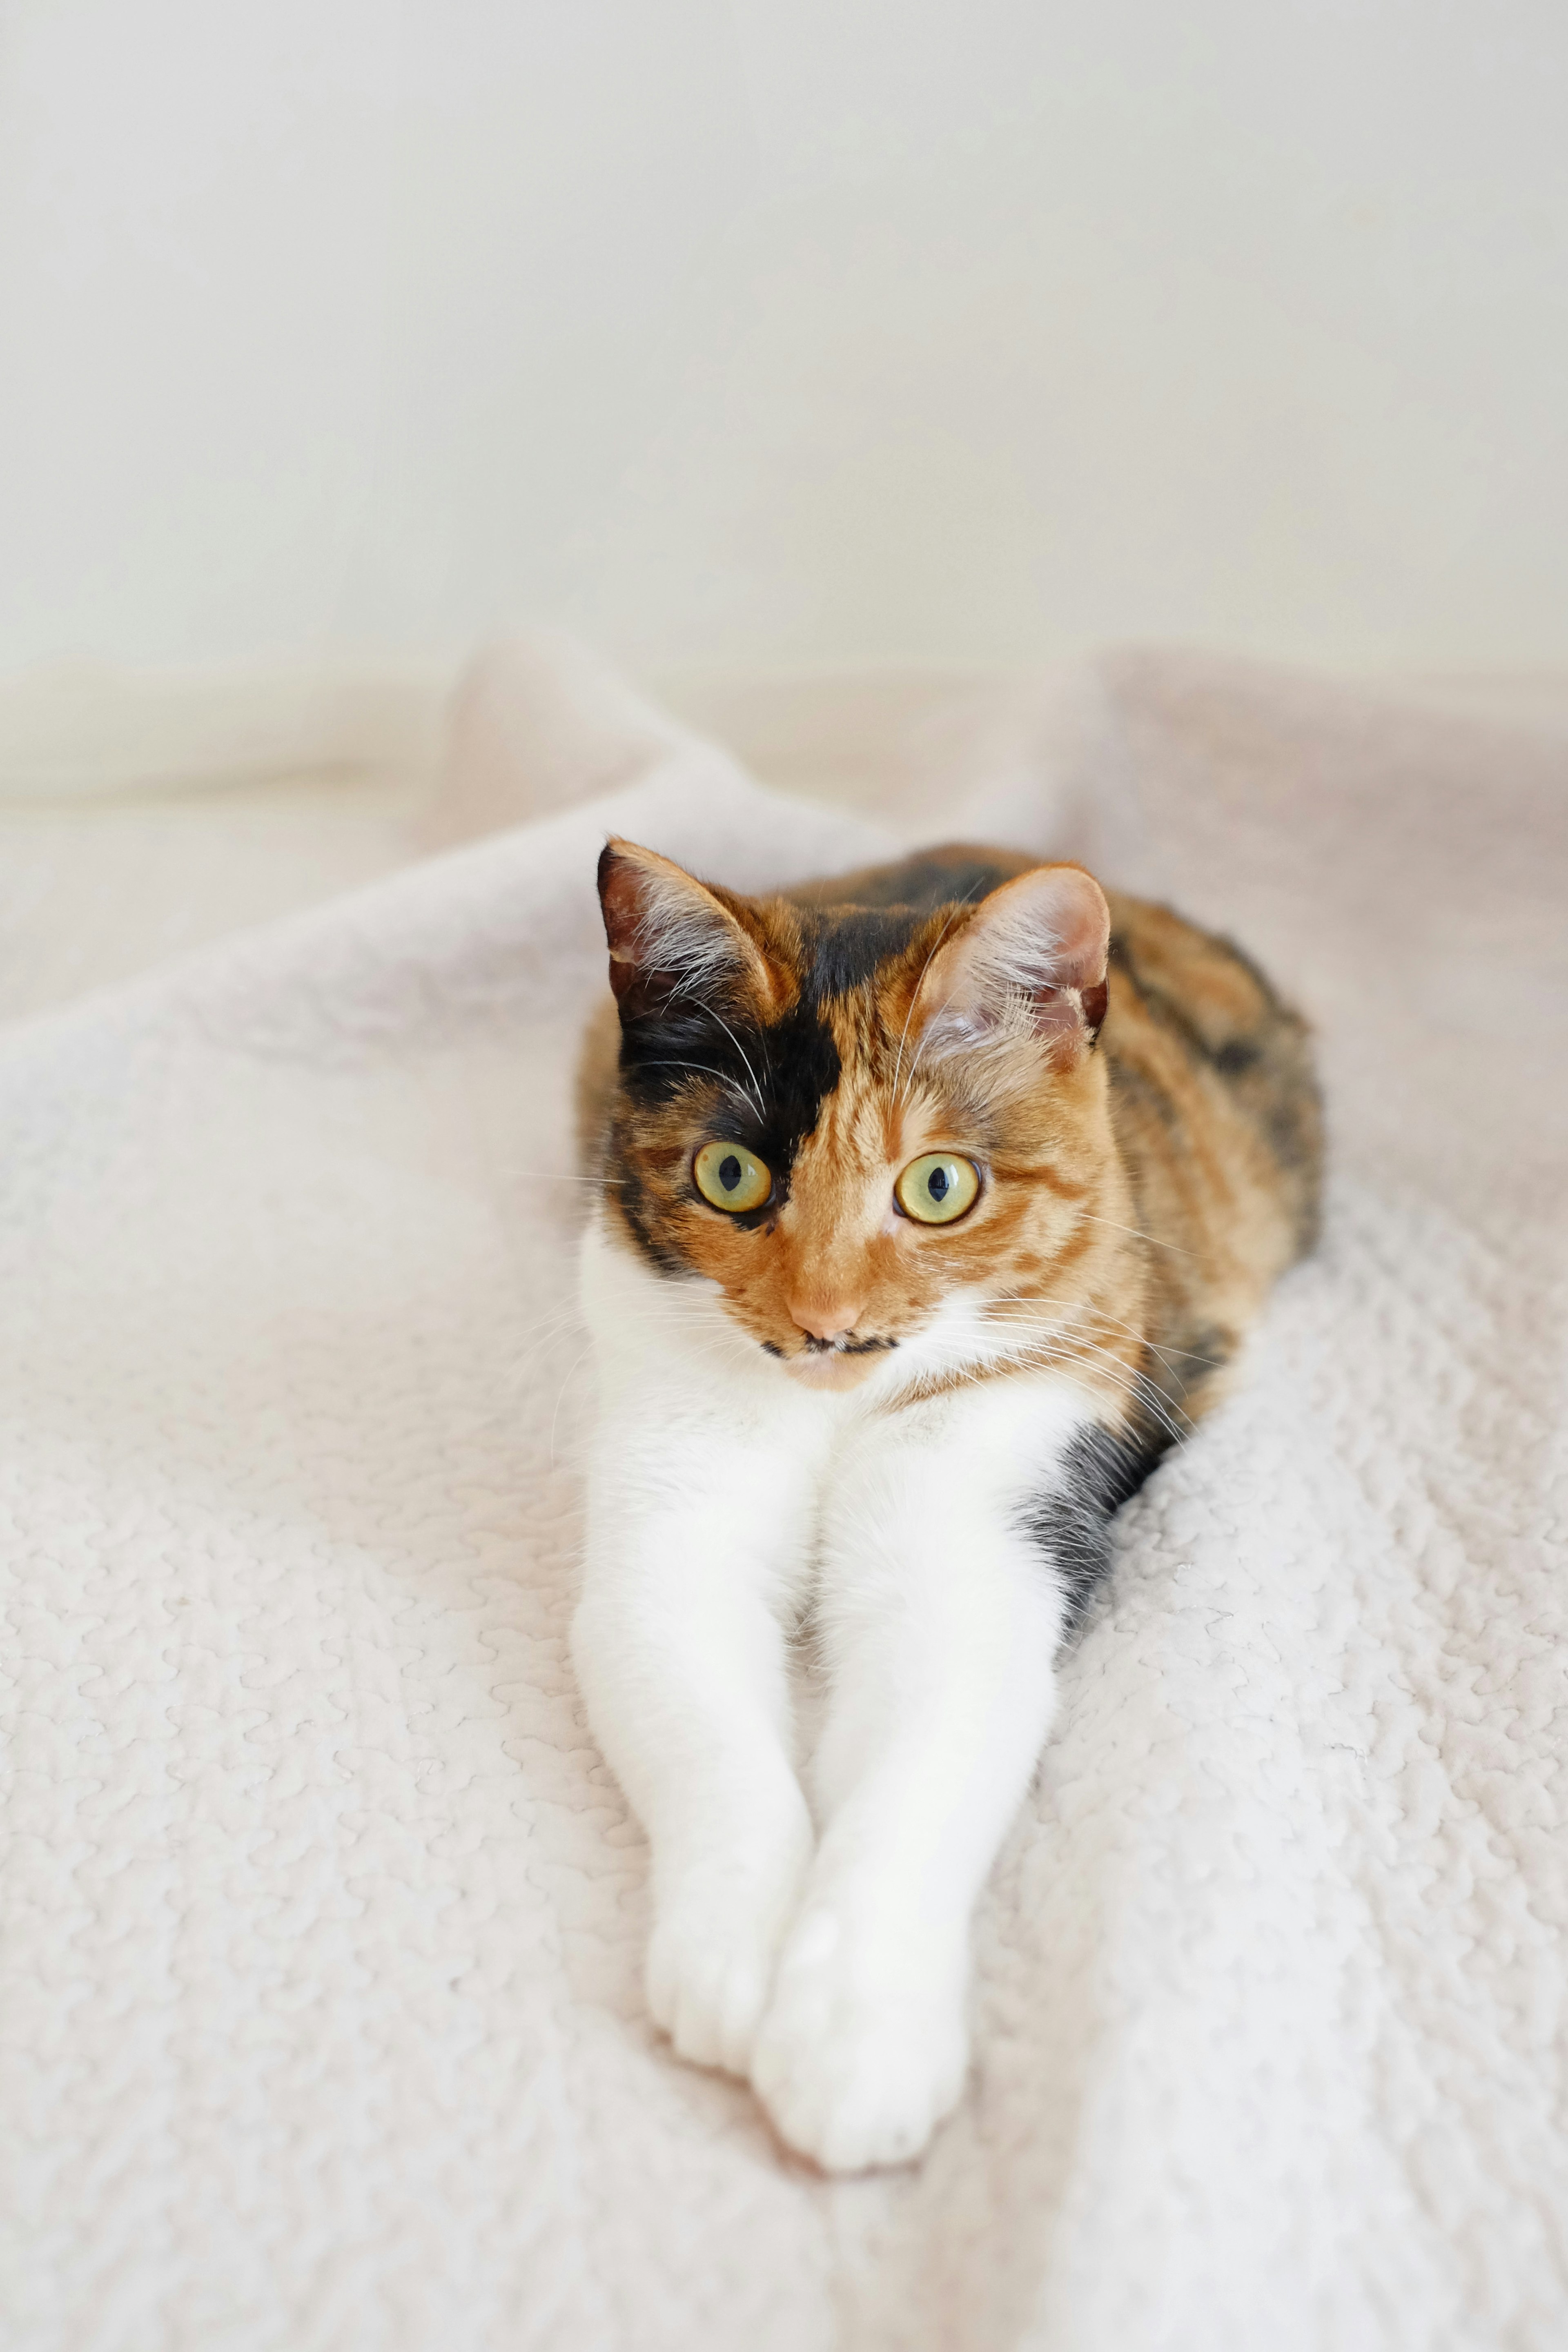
[[647, 1914, 776, 2077], [751, 1973, 969, 2172]]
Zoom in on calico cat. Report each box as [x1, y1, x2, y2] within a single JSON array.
[[572, 836, 1321, 2172]]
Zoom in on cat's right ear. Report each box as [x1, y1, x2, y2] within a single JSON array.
[[911, 860, 1111, 1069], [596, 838, 779, 1022]]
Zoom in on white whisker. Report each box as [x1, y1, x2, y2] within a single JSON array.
[[1077, 1211, 1200, 1260], [548, 1340, 595, 1468], [634, 1060, 756, 1104], [701, 1004, 769, 1120]]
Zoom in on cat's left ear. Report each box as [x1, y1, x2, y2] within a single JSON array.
[[913, 862, 1111, 1063]]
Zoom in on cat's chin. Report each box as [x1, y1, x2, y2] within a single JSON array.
[[784, 1350, 882, 1393]]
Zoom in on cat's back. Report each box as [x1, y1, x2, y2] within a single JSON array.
[[1091, 885, 1322, 1435], [1102, 886, 1322, 1270]]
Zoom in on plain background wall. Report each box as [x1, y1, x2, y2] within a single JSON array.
[[2, 0, 1566, 685]]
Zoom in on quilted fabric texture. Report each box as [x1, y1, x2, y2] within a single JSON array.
[[2, 645, 1564, 2352]]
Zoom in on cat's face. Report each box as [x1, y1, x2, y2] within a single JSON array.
[[595, 840, 1116, 1391]]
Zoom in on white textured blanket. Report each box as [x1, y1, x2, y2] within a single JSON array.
[[3, 643, 1565, 2352]]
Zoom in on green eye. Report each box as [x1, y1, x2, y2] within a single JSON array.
[[693, 1140, 773, 1214], [895, 1152, 980, 1226]]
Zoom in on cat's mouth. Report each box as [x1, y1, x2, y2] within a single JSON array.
[[777, 1332, 900, 1389]]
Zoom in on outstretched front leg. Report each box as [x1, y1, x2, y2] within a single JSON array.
[[573, 1436, 822, 2073], [751, 1379, 1098, 2170], [572, 1242, 831, 2076]]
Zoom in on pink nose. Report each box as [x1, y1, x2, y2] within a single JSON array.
[[789, 1297, 865, 1343]]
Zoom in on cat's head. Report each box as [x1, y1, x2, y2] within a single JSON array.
[[594, 838, 1115, 1390]]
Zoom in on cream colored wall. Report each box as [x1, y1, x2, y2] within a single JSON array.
[[2, 0, 1565, 683]]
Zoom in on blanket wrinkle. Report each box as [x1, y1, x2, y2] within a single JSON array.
[[0, 636, 1564, 2352]]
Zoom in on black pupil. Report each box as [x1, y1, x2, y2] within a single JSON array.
[[719, 1153, 743, 1193], [927, 1164, 950, 1202]]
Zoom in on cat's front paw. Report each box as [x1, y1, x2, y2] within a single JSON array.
[[750, 1910, 969, 2171], [647, 1838, 809, 2077], [647, 1903, 777, 2076]]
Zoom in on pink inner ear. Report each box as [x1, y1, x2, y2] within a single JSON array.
[[597, 846, 649, 964], [1007, 862, 1110, 993]]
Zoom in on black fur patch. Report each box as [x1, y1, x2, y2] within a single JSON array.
[[792, 850, 1019, 916], [796, 904, 927, 996], [1022, 1423, 1165, 1624], [801, 1332, 898, 1356], [782, 849, 1023, 996], [618, 984, 842, 1220]]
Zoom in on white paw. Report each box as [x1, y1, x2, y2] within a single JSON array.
[[647, 1842, 809, 2077], [750, 1910, 969, 2171]]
